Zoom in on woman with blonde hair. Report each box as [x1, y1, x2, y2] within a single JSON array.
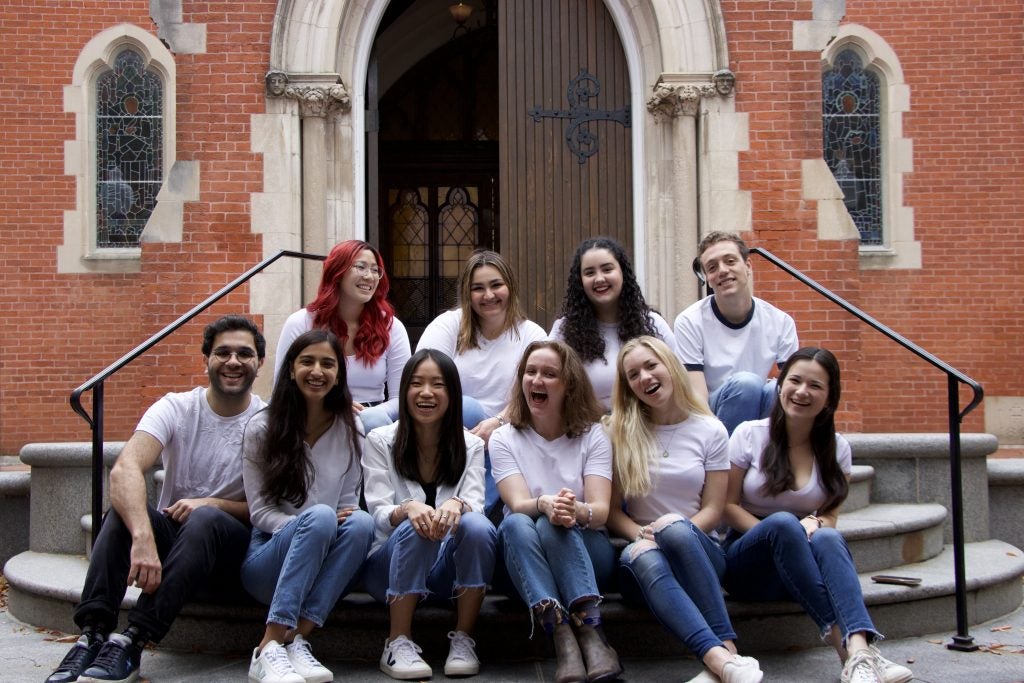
[[605, 336, 762, 683], [417, 249, 546, 515], [491, 340, 621, 683]]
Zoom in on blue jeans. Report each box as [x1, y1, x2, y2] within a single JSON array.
[[722, 511, 879, 644], [619, 517, 735, 659], [496, 513, 616, 611], [358, 403, 398, 433], [710, 373, 777, 434], [363, 512, 496, 603], [461, 395, 503, 521], [241, 504, 374, 628]]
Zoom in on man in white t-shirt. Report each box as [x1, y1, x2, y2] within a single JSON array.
[[674, 232, 798, 434], [46, 316, 267, 683]]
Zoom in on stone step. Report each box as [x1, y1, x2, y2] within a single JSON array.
[[6, 541, 1022, 658], [838, 502, 947, 573], [845, 464, 873, 512]]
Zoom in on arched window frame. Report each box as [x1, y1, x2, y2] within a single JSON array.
[[822, 25, 920, 270], [59, 25, 176, 273]]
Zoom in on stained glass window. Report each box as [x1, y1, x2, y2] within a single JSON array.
[[96, 49, 163, 248], [823, 49, 882, 245]]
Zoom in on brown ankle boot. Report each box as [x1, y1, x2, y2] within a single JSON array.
[[553, 622, 587, 683], [573, 622, 623, 683]]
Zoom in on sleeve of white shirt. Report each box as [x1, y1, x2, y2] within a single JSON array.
[[382, 317, 412, 414], [521, 319, 549, 346], [241, 412, 295, 534], [673, 308, 704, 369], [416, 310, 458, 355], [458, 434, 487, 512], [704, 418, 731, 471], [362, 428, 401, 535], [488, 426, 520, 484], [548, 317, 565, 341], [581, 427, 613, 481], [836, 434, 853, 476], [134, 393, 181, 449], [650, 312, 678, 356], [777, 312, 799, 365], [727, 420, 756, 470], [274, 309, 313, 386]]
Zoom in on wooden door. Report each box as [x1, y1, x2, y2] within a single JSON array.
[[499, 0, 633, 330]]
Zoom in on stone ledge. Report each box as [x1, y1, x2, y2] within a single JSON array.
[[846, 433, 997, 459], [988, 458, 1024, 485]]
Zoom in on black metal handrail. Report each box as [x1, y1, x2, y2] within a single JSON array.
[[746, 247, 983, 651], [69, 250, 326, 548]]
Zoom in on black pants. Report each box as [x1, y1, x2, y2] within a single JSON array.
[[73, 504, 250, 642]]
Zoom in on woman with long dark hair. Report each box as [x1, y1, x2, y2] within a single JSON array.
[[242, 330, 375, 683], [551, 237, 675, 409], [723, 347, 912, 683], [362, 349, 496, 680], [275, 239, 411, 433], [605, 336, 762, 683], [491, 340, 621, 683]]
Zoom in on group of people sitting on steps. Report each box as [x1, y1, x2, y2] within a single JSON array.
[[47, 233, 914, 683]]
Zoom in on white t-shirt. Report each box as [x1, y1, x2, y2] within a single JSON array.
[[135, 386, 266, 511], [242, 409, 364, 534], [489, 423, 612, 518], [362, 421, 486, 553], [728, 418, 852, 518], [674, 296, 798, 394], [623, 413, 730, 524], [274, 308, 412, 412], [549, 313, 676, 410], [416, 309, 547, 416]]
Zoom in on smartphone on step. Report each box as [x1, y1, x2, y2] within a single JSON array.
[[871, 574, 922, 587]]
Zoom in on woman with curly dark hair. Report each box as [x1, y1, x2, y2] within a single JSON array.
[[242, 329, 375, 683], [550, 237, 675, 409]]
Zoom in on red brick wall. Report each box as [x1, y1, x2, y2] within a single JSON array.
[[0, 1, 274, 453]]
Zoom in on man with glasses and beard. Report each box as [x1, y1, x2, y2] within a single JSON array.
[[46, 315, 267, 683]]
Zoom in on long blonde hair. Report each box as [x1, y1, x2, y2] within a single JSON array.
[[605, 336, 712, 498]]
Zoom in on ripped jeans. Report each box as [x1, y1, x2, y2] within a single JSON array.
[[722, 511, 879, 644], [363, 512, 497, 604], [619, 514, 736, 659], [496, 513, 615, 616]]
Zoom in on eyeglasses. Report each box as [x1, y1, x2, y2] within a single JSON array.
[[211, 348, 258, 362], [351, 261, 383, 279]]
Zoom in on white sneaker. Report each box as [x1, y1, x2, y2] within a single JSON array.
[[721, 655, 763, 683], [444, 630, 480, 676], [249, 641, 305, 683], [868, 645, 913, 683], [841, 651, 883, 683], [685, 668, 720, 682], [285, 635, 333, 683], [380, 635, 433, 680]]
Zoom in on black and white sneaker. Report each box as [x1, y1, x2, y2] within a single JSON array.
[[45, 633, 104, 683]]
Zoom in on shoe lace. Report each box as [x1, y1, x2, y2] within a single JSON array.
[[844, 652, 881, 683], [262, 643, 296, 674], [55, 637, 95, 671], [447, 631, 476, 662], [389, 637, 425, 666], [290, 639, 323, 668], [89, 636, 131, 673]]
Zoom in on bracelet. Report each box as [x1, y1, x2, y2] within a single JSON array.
[[578, 502, 593, 529], [635, 525, 649, 542], [806, 515, 823, 528], [494, 414, 506, 427], [448, 496, 468, 513], [399, 497, 414, 514], [535, 496, 543, 516]]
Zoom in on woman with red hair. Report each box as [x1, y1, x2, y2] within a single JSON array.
[[275, 240, 411, 433]]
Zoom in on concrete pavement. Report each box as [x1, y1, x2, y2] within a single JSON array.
[[4, 595, 1023, 683]]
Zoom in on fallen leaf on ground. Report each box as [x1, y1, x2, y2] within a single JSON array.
[[990, 625, 1013, 632]]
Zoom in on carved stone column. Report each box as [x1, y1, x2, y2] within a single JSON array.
[[644, 71, 734, 314], [267, 72, 352, 302]]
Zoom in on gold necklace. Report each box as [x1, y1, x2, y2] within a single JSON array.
[[653, 420, 686, 458]]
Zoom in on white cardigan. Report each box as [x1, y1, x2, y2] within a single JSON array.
[[362, 422, 485, 553]]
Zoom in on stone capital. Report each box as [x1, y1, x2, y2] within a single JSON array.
[[647, 70, 736, 121], [266, 71, 351, 117]]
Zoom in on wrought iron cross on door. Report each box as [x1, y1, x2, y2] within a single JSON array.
[[528, 68, 631, 164]]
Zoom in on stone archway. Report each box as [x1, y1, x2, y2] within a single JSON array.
[[252, 0, 744, 377]]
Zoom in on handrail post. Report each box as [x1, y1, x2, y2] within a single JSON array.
[[945, 376, 978, 651], [91, 381, 105, 547]]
